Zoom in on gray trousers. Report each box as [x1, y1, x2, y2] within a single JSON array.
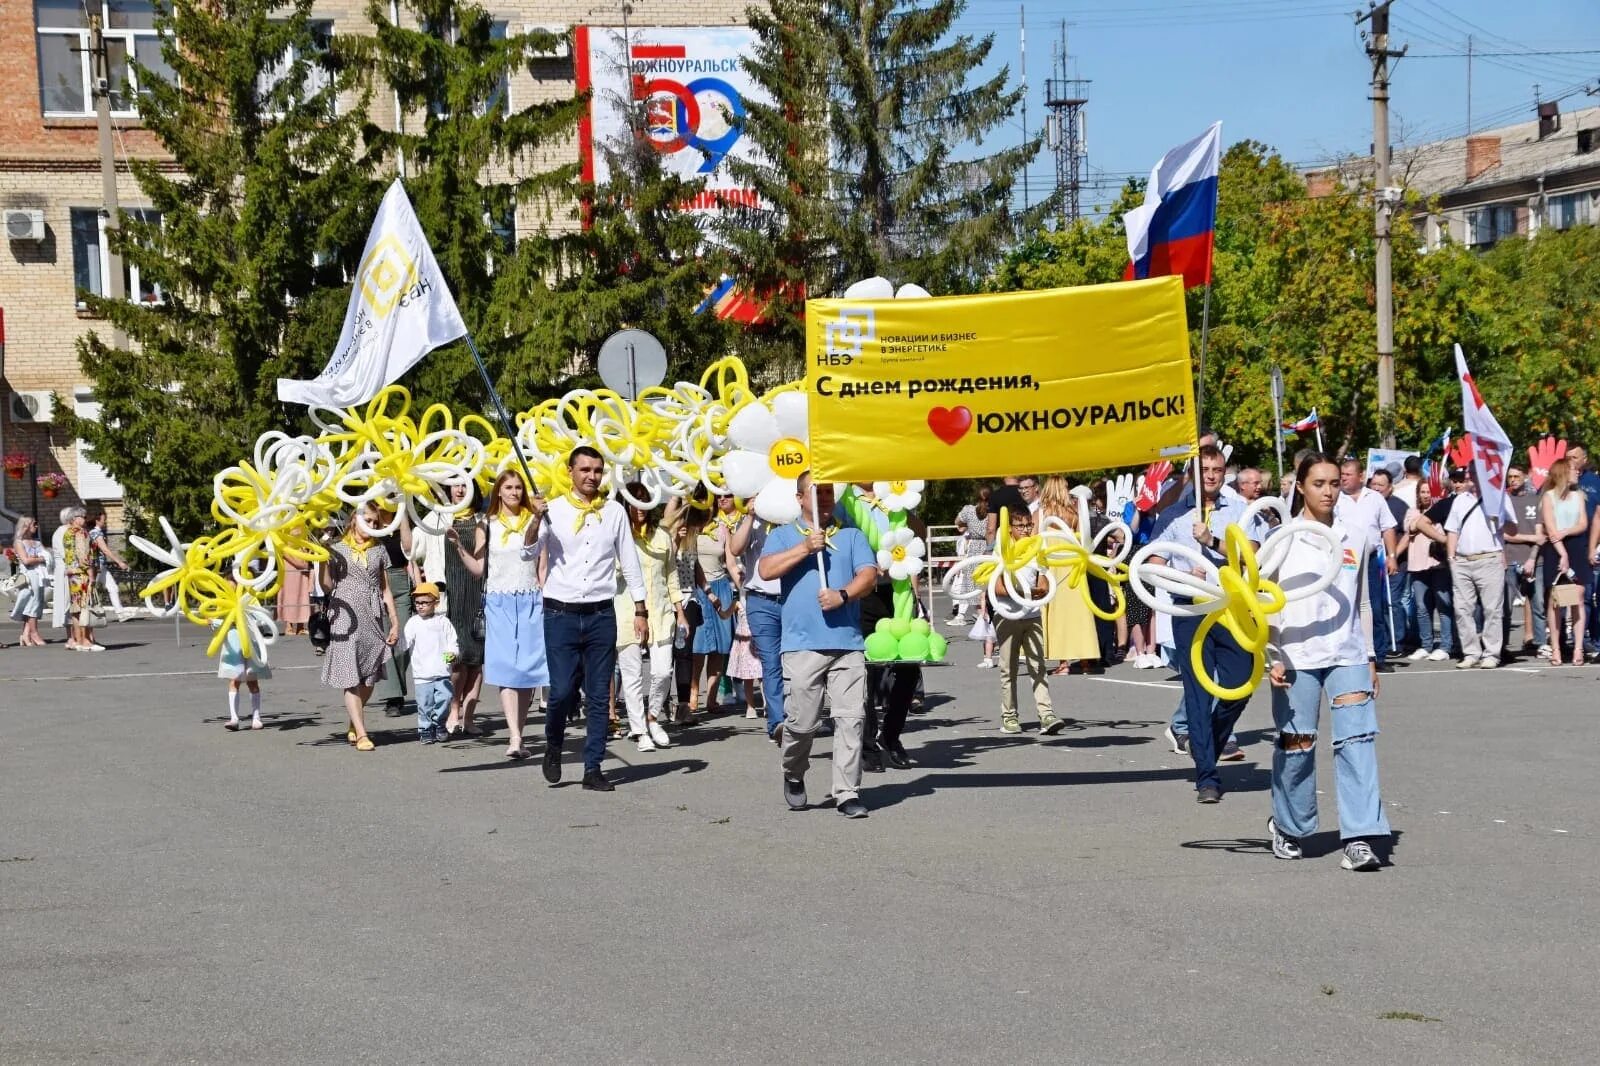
[[781, 650, 866, 802], [1452, 552, 1505, 660], [995, 615, 1052, 722]]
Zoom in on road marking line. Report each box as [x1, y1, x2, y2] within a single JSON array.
[[1087, 676, 1182, 690], [0, 665, 320, 683]]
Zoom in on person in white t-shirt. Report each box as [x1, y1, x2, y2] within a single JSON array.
[[1335, 459, 1400, 665], [402, 583, 458, 744], [1445, 467, 1517, 668], [1266, 453, 1389, 872]]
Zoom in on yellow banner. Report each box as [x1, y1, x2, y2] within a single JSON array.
[[805, 278, 1198, 481]]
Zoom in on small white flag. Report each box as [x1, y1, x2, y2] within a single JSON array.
[[277, 179, 467, 407], [1454, 343, 1515, 524]]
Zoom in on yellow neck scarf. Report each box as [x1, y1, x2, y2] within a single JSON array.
[[342, 530, 374, 566], [497, 509, 533, 545], [567, 493, 607, 533], [795, 520, 841, 549]]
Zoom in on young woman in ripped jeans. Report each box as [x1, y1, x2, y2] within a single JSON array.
[[1266, 452, 1392, 872]]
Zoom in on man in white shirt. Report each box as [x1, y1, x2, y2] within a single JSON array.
[[1445, 467, 1517, 668], [536, 446, 648, 791], [1018, 475, 1042, 515], [1394, 455, 1423, 509], [1335, 459, 1401, 666]]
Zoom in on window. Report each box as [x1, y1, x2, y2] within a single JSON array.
[[35, 0, 175, 117], [1546, 191, 1594, 232], [70, 206, 164, 307], [256, 20, 335, 117], [425, 16, 510, 117], [73, 390, 123, 500], [479, 21, 510, 117], [1466, 204, 1517, 248]]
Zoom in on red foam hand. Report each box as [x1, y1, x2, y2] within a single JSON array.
[[1426, 460, 1445, 498], [1527, 436, 1567, 490], [1135, 461, 1171, 513], [1448, 433, 1476, 471]]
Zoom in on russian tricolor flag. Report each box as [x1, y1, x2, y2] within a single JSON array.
[[1123, 122, 1222, 290], [1283, 408, 1319, 433]]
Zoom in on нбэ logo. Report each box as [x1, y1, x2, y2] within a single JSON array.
[[824, 307, 875, 361], [357, 235, 419, 318]]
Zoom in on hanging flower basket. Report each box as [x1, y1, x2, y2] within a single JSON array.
[[3, 453, 29, 479], [37, 472, 69, 498]]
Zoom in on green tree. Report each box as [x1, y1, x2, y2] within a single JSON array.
[[361, 0, 584, 409], [62, 0, 373, 535]]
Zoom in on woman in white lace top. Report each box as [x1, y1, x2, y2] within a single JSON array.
[[449, 469, 549, 759]]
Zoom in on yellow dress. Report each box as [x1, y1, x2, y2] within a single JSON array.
[[1043, 573, 1101, 662]]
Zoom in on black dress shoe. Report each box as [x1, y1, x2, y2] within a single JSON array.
[[783, 775, 807, 811], [862, 748, 886, 773], [837, 798, 869, 819], [882, 744, 911, 770], [542, 748, 562, 784], [581, 770, 614, 792]]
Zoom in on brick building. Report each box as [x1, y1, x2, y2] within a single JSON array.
[[1, 0, 750, 536], [1304, 102, 1600, 251]]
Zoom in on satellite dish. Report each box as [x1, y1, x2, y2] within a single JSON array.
[[597, 329, 667, 400], [842, 276, 895, 300]]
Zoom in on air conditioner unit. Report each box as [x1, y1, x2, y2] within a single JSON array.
[[526, 24, 571, 58], [4, 209, 45, 242], [9, 391, 54, 423]]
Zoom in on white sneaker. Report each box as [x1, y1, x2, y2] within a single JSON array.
[[647, 721, 671, 748], [947, 614, 967, 627], [1427, 648, 1450, 662], [976, 657, 996, 669], [1476, 656, 1499, 669], [85, 643, 106, 652], [1455, 656, 1478, 669], [1407, 647, 1429, 662], [636, 733, 656, 752], [1537, 644, 1552, 658]]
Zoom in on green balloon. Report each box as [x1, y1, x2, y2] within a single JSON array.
[[885, 618, 913, 639], [897, 632, 930, 661], [927, 633, 949, 662], [865, 631, 900, 661], [874, 618, 898, 637], [909, 618, 932, 636]]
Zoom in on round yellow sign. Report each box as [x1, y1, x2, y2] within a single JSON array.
[[767, 437, 809, 478]]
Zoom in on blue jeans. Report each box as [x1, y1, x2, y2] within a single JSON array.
[[1407, 569, 1454, 653], [415, 676, 452, 735], [1368, 556, 1396, 660], [1270, 662, 1391, 842], [544, 607, 619, 773], [1506, 561, 1547, 647], [745, 592, 786, 736], [1170, 614, 1253, 791]]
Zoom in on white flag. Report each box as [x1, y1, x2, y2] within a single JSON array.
[[277, 180, 467, 407], [1454, 343, 1514, 524]]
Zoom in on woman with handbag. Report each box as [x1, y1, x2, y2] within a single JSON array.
[[440, 482, 486, 738], [8, 516, 49, 647], [319, 501, 401, 751], [60, 507, 103, 652], [447, 469, 548, 759], [1540, 459, 1591, 665]]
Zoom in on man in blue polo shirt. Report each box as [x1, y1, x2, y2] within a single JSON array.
[[759, 472, 880, 818]]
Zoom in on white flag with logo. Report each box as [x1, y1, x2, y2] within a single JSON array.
[[277, 180, 467, 407], [1454, 343, 1514, 524]]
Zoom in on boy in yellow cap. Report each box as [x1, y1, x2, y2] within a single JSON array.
[[404, 583, 459, 744]]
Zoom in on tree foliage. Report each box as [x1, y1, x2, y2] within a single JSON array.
[[62, 0, 373, 534]]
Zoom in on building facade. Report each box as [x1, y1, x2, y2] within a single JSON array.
[[1305, 102, 1600, 251], [1, 0, 750, 535]]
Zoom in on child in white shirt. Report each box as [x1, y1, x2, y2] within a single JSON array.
[[403, 583, 458, 744]]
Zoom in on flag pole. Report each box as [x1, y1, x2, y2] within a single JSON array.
[[463, 335, 543, 500]]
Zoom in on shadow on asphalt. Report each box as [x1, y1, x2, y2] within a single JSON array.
[[1182, 829, 1404, 863], [863, 768, 1205, 810]]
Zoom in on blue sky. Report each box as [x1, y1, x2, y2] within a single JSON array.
[[949, 0, 1600, 215]]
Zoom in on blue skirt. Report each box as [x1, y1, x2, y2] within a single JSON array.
[[693, 576, 735, 655], [484, 590, 550, 689]]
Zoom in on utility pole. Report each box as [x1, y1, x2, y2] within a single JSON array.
[[1465, 34, 1472, 135], [1359, 1, 1405, 449], [87, 15, 128, 348], [1019, 5, 1028, 213]]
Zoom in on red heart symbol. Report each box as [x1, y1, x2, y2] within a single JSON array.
[[927, 405, 973, 446]]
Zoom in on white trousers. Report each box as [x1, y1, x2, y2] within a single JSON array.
[[618, 638, 674, 736], [102, 569, 124, 611]]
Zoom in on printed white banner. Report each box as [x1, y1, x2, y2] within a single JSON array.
[[1454, 343, 1515, 524], [277, 180, 467, 408], [576, 26, 767, 212]]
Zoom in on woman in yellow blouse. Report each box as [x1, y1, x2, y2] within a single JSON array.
[[615, 488, 688, 750]]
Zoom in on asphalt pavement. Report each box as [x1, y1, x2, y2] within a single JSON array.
[[2, 613, 1596, 1064]]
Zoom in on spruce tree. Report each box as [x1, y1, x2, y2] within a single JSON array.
[[826, 0, 1039, 293], [361, 0, 584, 409], [63, 0, 373, 535]]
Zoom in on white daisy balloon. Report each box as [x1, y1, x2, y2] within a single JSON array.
[[876, 527, 926, 581], [722, 391, 811, 525], [872, 479, 925, 513]]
